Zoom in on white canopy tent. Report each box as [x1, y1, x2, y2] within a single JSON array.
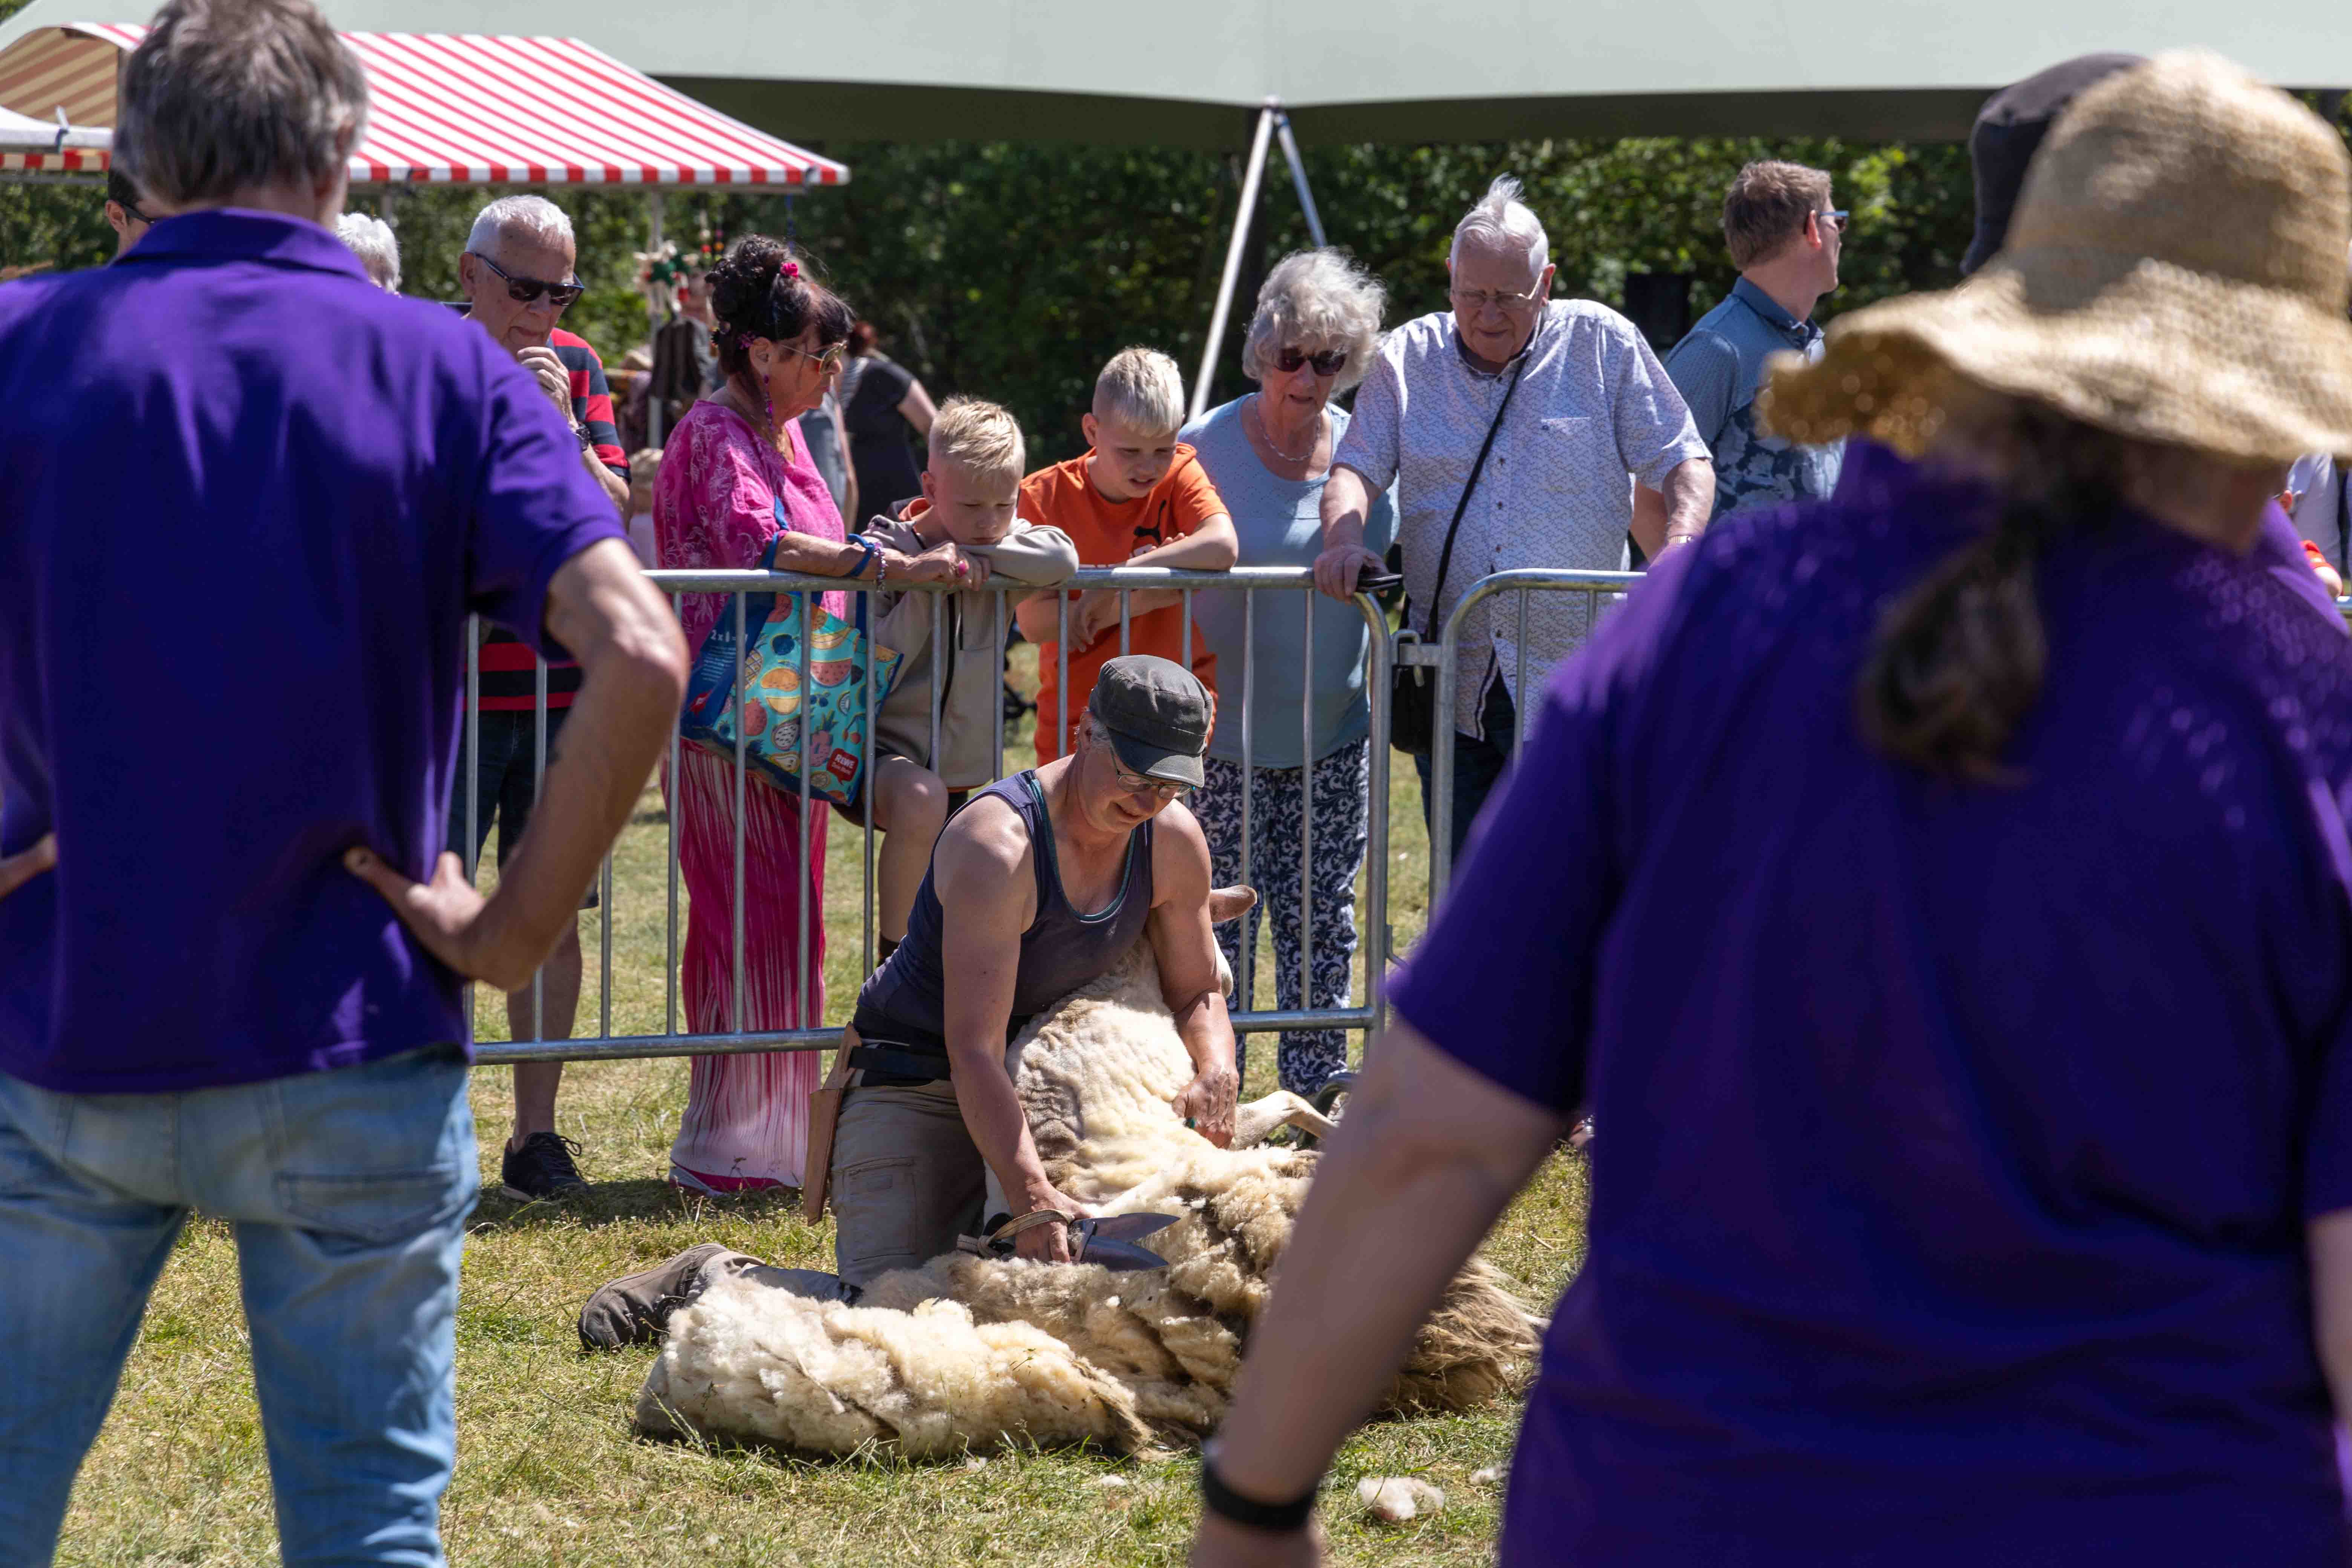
[[4, 0, 2344, 147], [5, 0, 2340, 401], [0, 100, 108, 177]]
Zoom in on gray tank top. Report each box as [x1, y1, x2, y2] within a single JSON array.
[[851, 770, 1155, 1061]]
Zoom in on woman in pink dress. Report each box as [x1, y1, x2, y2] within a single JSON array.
[[652, 238, 957, 1191]]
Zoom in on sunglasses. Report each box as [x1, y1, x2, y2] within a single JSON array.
[[1817, 209, 1851, 234], [779, 340, 848, 377], [469, 251, 585, 309], [1273, 346, 1349, 376]]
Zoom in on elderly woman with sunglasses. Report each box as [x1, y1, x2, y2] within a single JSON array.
[[1177, 248, 1396, 1098], [654, 235, 968, 1196]]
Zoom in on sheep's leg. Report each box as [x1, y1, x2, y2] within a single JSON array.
[[1231, 1091, 1337, 1148]]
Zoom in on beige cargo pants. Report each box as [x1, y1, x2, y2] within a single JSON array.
[[828, 1078, 990, 1286]]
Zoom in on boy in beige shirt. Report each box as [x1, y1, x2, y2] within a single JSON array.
[[857, 397, 1078, 959]]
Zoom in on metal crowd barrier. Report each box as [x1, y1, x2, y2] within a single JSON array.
[[464, 565, 1392, 1066], [1424, 568, 1642, 901]]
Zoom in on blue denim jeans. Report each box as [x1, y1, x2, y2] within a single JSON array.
[[0, 1047, 475, 1567]]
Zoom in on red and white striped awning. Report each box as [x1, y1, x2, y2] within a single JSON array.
[[0, 24, 849, 187]]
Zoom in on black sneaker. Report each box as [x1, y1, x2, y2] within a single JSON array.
[[579, 1242, 757, 1351], [501, 1132, 589, 1200]]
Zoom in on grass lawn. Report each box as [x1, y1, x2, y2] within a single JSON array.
[[53, 646, 1588, 1567]]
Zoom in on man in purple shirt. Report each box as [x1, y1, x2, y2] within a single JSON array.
[[0, 1, 686, 1560]]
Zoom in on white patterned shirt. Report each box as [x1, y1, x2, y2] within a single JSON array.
[[1336, 301, 1706, 738]]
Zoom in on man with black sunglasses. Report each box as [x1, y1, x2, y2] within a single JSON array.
[[454, 193, 632, 1202]]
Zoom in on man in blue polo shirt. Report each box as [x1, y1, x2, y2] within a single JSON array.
[[1656, 159, 1847, 521], [0, 0, 687, 1560]]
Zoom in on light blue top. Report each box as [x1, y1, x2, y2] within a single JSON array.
[[1180, 397, 1397, 768], [1662, 275, 1843, 518]]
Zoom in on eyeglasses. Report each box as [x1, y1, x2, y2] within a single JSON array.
[[1816, 209, 1851, 234], [1448, 282, 1548, 315], [468, 251, 585, 309], [781, 341, 848, 377], [1111, 765, 1192, 801], [119, 198, 155, 227], [1272, 346, 1349, 376]]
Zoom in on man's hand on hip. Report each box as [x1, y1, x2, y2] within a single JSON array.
[[344, 846, 544, 992], [0, 833, 56, 901]]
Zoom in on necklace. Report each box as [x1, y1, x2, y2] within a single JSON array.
[[1250, 394, 1323, 464]]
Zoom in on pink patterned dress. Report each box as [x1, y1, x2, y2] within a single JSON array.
[[655, 399, 848, 1190]]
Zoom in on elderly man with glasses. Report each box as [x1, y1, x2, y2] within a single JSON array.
[[453, 193, 631, 1203], [1655, 160, 1847, 527], [1314, 175, 1713, 862]]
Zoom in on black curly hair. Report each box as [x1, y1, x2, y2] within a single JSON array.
[[707, 235, 854, 382]]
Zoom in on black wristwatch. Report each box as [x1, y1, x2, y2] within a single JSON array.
[[571, 420, 595, 452], [1199, 1443, 1318, 1533]]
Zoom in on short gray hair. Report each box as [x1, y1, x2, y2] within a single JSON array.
[[115, 0, 368, 208], [334, 211, 400, 291], [1241, 248, 1385, 394], [467, 194, 573, 259], [1449, 175, 1549, 277]]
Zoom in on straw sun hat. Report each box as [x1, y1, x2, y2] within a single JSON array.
[[1766, 51, 2352, 466]]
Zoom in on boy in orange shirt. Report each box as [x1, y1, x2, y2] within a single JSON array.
[[1014, 346, 1237, 759]]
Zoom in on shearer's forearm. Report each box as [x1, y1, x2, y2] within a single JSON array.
[[947, 1038, 1057, 1209], [1658, 456, 1714, 548], [1209, 1025, 1559, 1505], [1172, 990, 1237, 1075]]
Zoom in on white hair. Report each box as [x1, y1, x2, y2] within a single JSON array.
[[334, 211, 401, 291], [1449, 175, 1549, 277], [467, 193, 573, 258], [1240, 248, 1385, 394]]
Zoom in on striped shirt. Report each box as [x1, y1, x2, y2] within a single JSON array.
[[478, 326, 628, 710]]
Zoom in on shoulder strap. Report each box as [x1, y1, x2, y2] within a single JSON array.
[[1422, 351, 1531, 640]]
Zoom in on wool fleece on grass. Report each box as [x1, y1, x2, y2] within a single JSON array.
[[637, 940, 1542, 1455]]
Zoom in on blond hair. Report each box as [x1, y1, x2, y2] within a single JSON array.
[[1092, 346, 1186, 437], [927, 396, 1027, 482]]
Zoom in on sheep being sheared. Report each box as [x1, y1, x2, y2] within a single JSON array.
[[635, 937, 1542, 1456]]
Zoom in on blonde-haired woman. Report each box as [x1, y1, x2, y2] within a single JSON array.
[[1178, 249, 1395, 1096]]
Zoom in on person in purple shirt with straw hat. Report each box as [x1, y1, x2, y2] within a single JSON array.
[[1190, 52, 2352, 1568], [0, 0, 687, 1560]]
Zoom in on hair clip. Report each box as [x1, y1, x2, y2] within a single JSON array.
[[781, 260, 801, 280]]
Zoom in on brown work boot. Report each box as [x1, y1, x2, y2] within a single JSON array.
[[577, 1242, 760, 1352]]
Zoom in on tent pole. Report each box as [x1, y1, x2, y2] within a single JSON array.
[[1190, 100, 1276, 423], [1273, 110, 1324, 249]]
